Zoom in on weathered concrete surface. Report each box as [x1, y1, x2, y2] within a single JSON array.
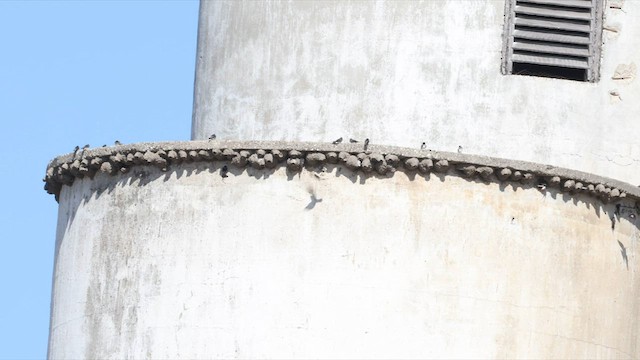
[[192, 0, 640, 185], [48, 164, 640, 359], [47, 1, 640, 358]]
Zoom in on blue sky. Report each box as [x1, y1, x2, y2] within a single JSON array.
[[0, 1, 199, 358]]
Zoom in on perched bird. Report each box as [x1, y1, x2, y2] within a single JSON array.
[[457, 145, 463, 153], [114, 140, 122, 145], [364, 138, 370, 150], [221, 165, 229, 178], [313, 166, 329, 179], [102, 144, 107, 147], [77, 144, 90, 158], [421, 142, 426, 150], [73, 145, 80, 155], [537, 182, 547, 192], [349, 138, 359, 143], [209, 134, 216, 140], [332, 137, 343, 145], [611, 215, 616, 231]]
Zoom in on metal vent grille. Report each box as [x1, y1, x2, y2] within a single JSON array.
[[502, 0, 603, 82]]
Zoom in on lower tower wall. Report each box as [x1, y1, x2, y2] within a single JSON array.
[[46, 141, 640, 359]]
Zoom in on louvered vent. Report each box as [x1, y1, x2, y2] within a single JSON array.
[[502, 0, 603, 82]]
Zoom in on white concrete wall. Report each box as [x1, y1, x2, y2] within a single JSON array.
[[192, 0, 640, 185], [49, 165, 640, 359]]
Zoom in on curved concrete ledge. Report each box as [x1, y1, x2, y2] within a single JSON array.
[[44, 140, 640, 204]]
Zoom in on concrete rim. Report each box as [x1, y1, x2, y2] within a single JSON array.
[[44, 140, 640, 204]]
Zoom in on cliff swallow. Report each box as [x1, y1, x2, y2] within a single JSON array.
[[618, 240, 628, 269], [305, 185, 323, 210], [537, 180, 547, 192]]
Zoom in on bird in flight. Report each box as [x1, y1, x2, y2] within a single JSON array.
[[304, 185, 323, 210], [618, 240, 628, 269]]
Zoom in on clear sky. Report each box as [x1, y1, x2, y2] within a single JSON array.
[[0, 1, 199, 358]]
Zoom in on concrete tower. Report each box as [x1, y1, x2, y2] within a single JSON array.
[[46, 1, 640, 358]]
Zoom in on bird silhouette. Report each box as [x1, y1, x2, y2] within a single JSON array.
[[82, 144, 90, 149], [421, 142, 426, 150], [209, 134, 216, 140], [305, 185, 323, 210], [457, 145, 463, 153], [332, 137, 343, 145], [114, 140, 122, 145], [221, 165, 229, 178], [349, 138, 359, 143], [73, 145, 80, 155], [305, 193, 323, 210], [618, 240, 629, 270], [364, 138, 370, 150]]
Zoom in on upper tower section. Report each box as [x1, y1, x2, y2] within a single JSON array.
[[192, 0, 640, 184]]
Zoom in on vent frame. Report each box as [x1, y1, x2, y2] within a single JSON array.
[[501, 0, 604, 82]]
